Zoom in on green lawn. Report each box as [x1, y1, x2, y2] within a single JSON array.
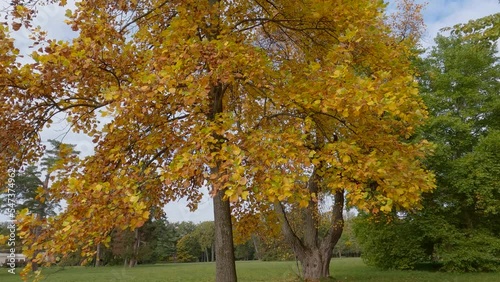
[[0, 258, 498, 282]]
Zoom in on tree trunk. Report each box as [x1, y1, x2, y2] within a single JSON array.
[[129, 228, 139, 267], [275, 202, 332, 281], [31, 216, 44, 271], [299, 248, 333, 281], [31, 252, 39, 272], [211, 243, 215, 262], [95, 243, 101, 267], [207, 71, 236, 279], [213, 191, 237, 281], [275, 179, 344, 282], [251, 234, 261, 260], [32, 174, 51, 272]]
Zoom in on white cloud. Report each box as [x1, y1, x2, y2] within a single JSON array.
[[39, 116, 95, 158], [163, 188, 215, 223], [3, 2, 77, 61]]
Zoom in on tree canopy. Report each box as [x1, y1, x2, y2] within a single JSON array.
[[355, 18, 500, 272], [1, 1, 435, 281]]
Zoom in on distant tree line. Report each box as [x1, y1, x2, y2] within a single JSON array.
[[1, 215, 361, 267]]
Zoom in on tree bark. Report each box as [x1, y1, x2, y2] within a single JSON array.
[[95, 243, 101, 267], [208, 79, 237, 281], [275, 171, 344, 281], [251, 234, 261, 260], [213, 191, 237, 281], [204, 0, 236, 277], [300, 248, 333, 281], [32, 174, 51, 272], [129, 228, 139, 267], [31, 224, 41, 272], [211, 242, 215, 262]]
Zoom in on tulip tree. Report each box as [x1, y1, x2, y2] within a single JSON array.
[[231, 0, 434, 280], [0, 0, 435, 281]]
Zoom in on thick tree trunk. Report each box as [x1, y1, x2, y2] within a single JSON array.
[[207, 70, 236, 280], [213, 191, 237, 281], [300, 248, 333, 281], [275, 175, 344, 282]]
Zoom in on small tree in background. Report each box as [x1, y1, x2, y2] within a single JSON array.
[[0, 140, 78, 271]]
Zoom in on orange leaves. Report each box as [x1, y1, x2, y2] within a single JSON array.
[[11, 22, 22, 31]]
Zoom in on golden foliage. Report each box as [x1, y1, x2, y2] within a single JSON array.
[[0, 1, 435, 279]]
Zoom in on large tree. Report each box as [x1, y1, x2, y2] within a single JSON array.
[[354, 18, 500, 272], [1, 1, 434, 281], [230, 0, 434, 280]]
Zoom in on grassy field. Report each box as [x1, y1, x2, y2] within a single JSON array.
[[1, 258, 499, 282]]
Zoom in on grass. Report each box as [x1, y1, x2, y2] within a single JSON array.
[[0, 258, 498, 282]]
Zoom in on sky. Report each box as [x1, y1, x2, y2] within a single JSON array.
[[2, 0, 499, 223], [418, 0, 500, 47]]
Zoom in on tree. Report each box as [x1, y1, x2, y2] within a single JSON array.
[[417, 31, 500, 272], [93, 219, 201, 266], [234, 240, 256, 261], [192, 221, 215, 262], [150, 219, 183, 262], [176, 233, 201, 263], [353, 213, 432, 270], [0, 140, 78, 271], [331, 211, 360, 258], [1, 140, 78, 217], [1, 1, 434, 281], [354, 22, 500, 272], [443, 13, 500, 43], [0, 167, 44, 216], [230, 0, 434, 280]]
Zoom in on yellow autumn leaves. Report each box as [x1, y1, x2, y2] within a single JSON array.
[[0, 1, 437, 279]]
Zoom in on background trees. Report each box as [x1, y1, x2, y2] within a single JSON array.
[[0, 140, 78, 219], [416, 29, 500, 272], [354, 19, 500, 272], [0, 140, 78, 271]]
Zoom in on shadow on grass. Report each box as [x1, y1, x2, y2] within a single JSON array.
[[413, 262, 445, 272]]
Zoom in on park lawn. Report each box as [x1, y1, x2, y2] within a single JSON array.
[[0, 258, 499, 282]]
